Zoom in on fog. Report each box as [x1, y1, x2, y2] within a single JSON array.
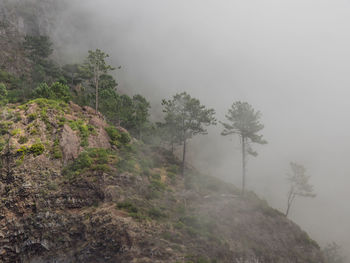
[[53, 0, 350, 256]]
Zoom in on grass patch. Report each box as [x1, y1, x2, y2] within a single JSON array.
[[116, 201, 149, 221], [69, 119, 95, 147], [105, 126, 131, 147], [63, 148, 116, 179], [51, 139, 62, 159]]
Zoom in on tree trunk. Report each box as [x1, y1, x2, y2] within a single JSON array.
[[182, 137, 186, 177], [285, 188, 296, 217], [285, 202, 292, 217], [241, 135, 246, 195], [95, 73, 99, 113]]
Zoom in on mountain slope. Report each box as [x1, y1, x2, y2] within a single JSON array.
[[0, 100, 324, 263]]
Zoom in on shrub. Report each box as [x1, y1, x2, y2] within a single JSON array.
[[51, 139, 62, 159], [117, 201, 138, 213], [116, 157, 136, 173], [63, 148, 116, 179], [71, 152, 93, 171], [88, 148, 109, 164], [148, 207, 167, 219], [120, 131, 131, 144], [33, 82, 71, 102], [16, 145, 29, 155], [30, 143, 45, 156], [105, 126, 131, 146], [10, 128, 21, 136], [68, 119, 94, 147]]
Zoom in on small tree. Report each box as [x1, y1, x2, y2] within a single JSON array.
[[162, 92, 216, 176], [323, 242, 346, 263], [221, 101, 266, 195], [81, 49, 115, 112], [285, 162, 316, 217], [132, 94, 150, 140]]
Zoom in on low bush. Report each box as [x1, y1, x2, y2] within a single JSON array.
[[29, 143, 45, 156], [105, 125, 131, 147]]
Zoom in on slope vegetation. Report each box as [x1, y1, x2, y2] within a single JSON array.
[[0, 100, 324, 263]]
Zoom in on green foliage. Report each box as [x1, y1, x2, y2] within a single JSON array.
[[221, 101, 267, 156], [10, 128, 22, 136], [162, 92, 216, 142], [80, 49, 115, 112], [0, 70, 21, 90], [161, 92, 216, 175], [131, 94, 151, 140], [70, 152, 93, 172], [29, 143, 45, 156], [146, 177, 167, 199], [51, 139, 62, 159], [23, 35, 60, 84], [62, 64, 83, 86], [105, 126, 131, 147], [34, 82, 71, 102], [68, 119, 95, 147], [16, 145, 29, 155], [0, 121, 13, 135], [116, 201, 148, 221], [16, 142, 45, 159], [116, 201, 138, 213], [23, 98, 68, 113], [221, 101, 267, 194], [116, 157, 137, 174], [148, 207, 167, 219], [63, 148, 116, 179], [23, 35, 53, 61], [99, 90, 135, 127]]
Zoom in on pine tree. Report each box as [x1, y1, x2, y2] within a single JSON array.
[[81, 49, 115, 113], [162, 92, 216, 176], [285, 162, 316, 217], [221, 101, 266, 195]]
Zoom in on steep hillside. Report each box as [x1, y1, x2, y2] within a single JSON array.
[[0, 100, 324, 263]]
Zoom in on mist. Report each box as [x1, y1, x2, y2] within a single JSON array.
[[52, 0, 350, 256]]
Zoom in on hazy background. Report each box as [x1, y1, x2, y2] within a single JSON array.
[[52, 0, 350, 256]]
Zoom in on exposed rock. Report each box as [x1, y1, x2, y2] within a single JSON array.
[[82, 106, 96, 115], [88, 127, 111, 149], [89, 116, 107, 128], [59, 124, 80, 164], [68, 101, 81, 112]]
